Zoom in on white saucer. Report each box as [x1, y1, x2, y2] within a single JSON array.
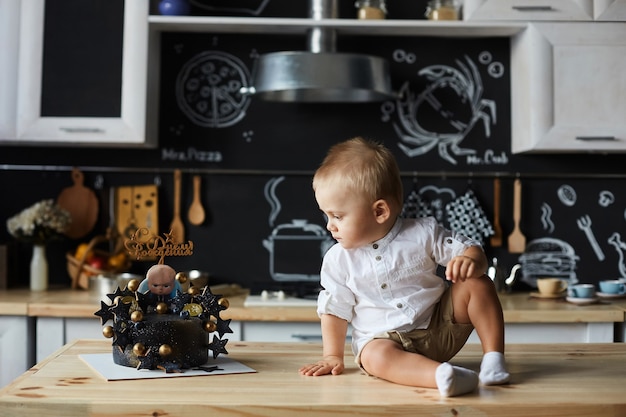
[[597, 292, 626, 299], [530, 291, 567, 299], [566, 296, 599, 305]]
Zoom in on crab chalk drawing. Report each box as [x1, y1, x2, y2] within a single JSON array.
[[392, 55, 496, 165]]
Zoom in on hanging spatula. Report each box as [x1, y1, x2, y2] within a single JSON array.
[[507, 178, 526, 253], [490, 177, 503, 247], [169, 170, 184, 244]]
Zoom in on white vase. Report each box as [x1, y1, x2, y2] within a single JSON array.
[[30, 244, 48, 291]]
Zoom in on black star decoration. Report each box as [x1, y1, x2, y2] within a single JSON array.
[[137, 348, 159, 370], [106, 287, 125, 303], [215, 317, 233, 338], [169, 290, 192, 313], [157, 362, 183, 373], [110, 299, 132, 321], [208, 336, 228, 359], [94, 300, 114, 325]]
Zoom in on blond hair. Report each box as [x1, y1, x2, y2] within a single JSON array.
[[313, 137, 403, 213]]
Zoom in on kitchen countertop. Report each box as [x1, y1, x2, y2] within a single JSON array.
[[0, 288, 624, 323], [1, 339, 626, 416]]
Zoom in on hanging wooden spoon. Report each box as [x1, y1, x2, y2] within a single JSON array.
[[507, 178, 526, 253], [169, 170, 184, 244], [187, 175, 206, 225], [490, 177, 503, 247]]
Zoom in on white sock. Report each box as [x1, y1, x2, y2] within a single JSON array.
[[479, 351, 510, 385], [435, 362, 479, 397]]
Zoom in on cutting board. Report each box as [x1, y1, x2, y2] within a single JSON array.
[[115, 185, 159, 240], [56, 168, 99, 239]]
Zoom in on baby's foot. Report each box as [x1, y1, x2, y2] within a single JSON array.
[[479, 351, 510, 385], [435, 362, 479, 397]]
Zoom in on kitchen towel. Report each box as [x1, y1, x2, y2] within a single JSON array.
[[401, 189, 433, 219], [445, 188, 494, 245]]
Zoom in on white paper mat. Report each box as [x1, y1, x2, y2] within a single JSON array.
[[80, 353, 256, 381]]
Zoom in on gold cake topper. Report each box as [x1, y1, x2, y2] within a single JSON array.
[[124, 227, 193, 264]]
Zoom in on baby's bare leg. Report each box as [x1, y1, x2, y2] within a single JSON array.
[[359, 339, 478, 396], [451, 275, 510, 384]]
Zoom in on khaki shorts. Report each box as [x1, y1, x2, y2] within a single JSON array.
[[357, 286, 474, 368]]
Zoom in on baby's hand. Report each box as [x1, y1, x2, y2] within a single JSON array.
[[445, 255, 480, 283], [299, 357, 344, 376]]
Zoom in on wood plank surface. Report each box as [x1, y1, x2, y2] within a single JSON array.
[[1, 340, 625, 417]]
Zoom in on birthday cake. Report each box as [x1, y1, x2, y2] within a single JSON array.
[[95, 266, 231, 372]]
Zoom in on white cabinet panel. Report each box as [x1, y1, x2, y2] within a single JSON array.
[[511, 22, 626, 153], [0, 0, 20, 139], [464, 0, 594, 21], [594, 0, 626, 19], [7, 0, 152, 146], [242, 322, 323, 342], [1, 316, 31, 388], [467, 322, 614, 343]]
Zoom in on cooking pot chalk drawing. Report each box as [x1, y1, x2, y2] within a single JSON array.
[[263, 219, 334, 282]]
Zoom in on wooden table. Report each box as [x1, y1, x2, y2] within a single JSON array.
[[1, 340, 625, 416]]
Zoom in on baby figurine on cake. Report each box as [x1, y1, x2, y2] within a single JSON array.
[[138, 264, 183, 301]]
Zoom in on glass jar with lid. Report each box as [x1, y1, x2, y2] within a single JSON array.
[[355, 0, 387, 19], [426, 0, 460, 20]]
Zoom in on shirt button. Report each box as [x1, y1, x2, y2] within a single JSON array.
[[396, 303, 403, 309], [381, 283, 387, 289], [376, 256, 381, 261], [446, 238, 453, 244], [373, 244, 379, 249]]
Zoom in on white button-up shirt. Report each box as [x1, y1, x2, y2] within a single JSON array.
[[317, 217, 481, 356]]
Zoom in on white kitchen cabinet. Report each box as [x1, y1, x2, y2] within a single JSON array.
[[463, 0, 626, 21], [241, 322, 324, 342], [467, 322, 615, 344], [0, 0, 20, 140], [510, 22, 626, 153], [4, 0, 152, 147], [0, 316, 33, 388], [463, 0, 595, 21]]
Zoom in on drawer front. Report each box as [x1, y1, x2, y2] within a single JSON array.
[[464, 0, 594, 21]]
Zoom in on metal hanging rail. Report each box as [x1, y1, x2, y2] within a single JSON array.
[[1, 164, 626, 180]]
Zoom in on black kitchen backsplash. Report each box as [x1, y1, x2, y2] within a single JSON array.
[[2, 5, 626, 293]]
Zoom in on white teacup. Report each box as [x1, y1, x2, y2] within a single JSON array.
[[536, 278, 568, 295]]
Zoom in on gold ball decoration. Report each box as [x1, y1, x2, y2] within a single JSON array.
[[204, 320, 217, 332], [133, 343, 147, 356], [102, 326, 115, 338], [176, 272, 188, 284], [159, 344, 173, 358], [218, 297, 230, 309], [188, 286, 200, 296], [127, 279, 140, 292], [130, 310, 144, 322], [155, 302, 169, 314]]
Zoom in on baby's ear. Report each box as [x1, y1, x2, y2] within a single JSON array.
[[372, 199, 391, 223]]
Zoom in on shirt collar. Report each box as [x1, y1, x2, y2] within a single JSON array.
[[369, 217, 403, 250]]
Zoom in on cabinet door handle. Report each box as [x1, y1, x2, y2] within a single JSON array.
[[512, 6, 554, 11], [575, 136, 617, 141], [291, 334, 322, 341], [60, 127, 105, 133], [291, 334, 352, 341]]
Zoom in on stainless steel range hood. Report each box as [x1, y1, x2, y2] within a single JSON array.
[[240, 0, 395, 103]]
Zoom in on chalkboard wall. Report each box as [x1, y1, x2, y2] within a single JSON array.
[[2, 1, 626, 294]]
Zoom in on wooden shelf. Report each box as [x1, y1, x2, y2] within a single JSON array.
[[148, 16, 527, 37]]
